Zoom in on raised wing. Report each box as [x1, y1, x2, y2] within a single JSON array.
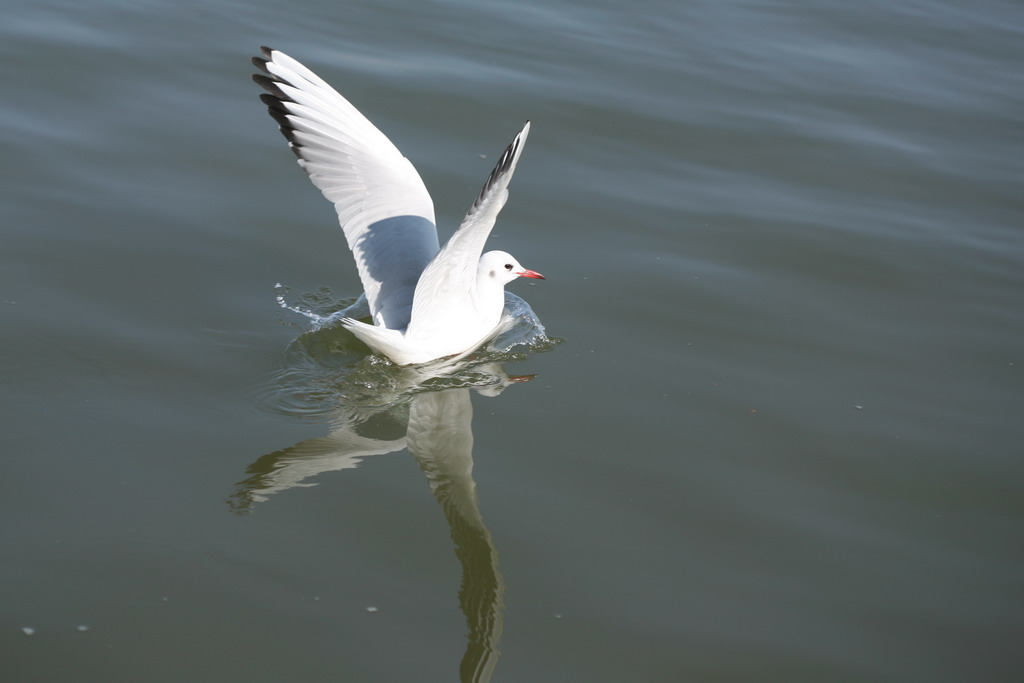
[[253, 47, 440, 330], [407, 122, 530, 331]]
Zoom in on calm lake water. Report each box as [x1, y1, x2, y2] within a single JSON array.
[[3, 0, 1022, 681]]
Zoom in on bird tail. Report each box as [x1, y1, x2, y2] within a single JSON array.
[[340, 318, 411, 364]]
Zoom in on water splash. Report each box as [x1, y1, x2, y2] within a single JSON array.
[[264, 285, 560, 420], [274, 283, 371, 329]]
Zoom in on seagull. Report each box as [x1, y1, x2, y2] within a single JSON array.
[[252, 47, 544, 366]]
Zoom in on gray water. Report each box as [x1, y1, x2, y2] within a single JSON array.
[[3, 0, 1022, 681]]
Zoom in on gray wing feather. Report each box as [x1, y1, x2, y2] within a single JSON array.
[[408, 122, 530, 330], [253, 47, 440, 329]]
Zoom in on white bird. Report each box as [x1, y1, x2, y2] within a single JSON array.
[[252, 47, 544, 365]]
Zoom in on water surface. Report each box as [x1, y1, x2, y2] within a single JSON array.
[[2, 0, 1022, 681]]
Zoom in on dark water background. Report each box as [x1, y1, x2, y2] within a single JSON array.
[[3, 0, 1022, 681]]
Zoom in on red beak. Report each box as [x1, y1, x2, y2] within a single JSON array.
[[516, 269, 545, 280]]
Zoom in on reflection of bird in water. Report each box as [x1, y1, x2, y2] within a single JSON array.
[[407, 387, 509, 683], [232, 362, 532, 683]]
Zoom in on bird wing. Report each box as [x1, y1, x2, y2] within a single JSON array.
[[407, 121, 530, 331], [253, 47, 440, 330]]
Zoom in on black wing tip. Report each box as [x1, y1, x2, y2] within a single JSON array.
[[252, 46, 276, 72], [468, 124, 530, 211], [251, 53, 305, 151], [251, 47, 296, 103], [494, 126, 526, 176], [252, 73, 279, 92]]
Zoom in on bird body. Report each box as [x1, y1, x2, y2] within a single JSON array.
[[253, 47, 543, 365]]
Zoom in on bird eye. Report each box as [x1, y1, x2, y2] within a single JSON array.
[[504, 263, 513, 270]]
